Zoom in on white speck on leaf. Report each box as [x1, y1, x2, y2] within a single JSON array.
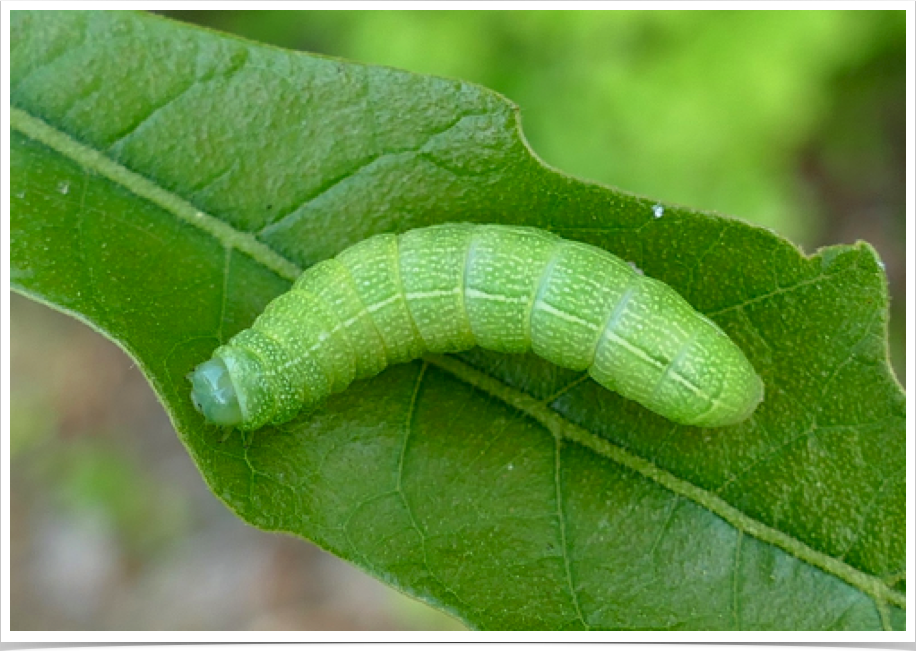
[[628, 261, 644, 276], [58, 181, 70, 195], [652, 204, 664, 218]]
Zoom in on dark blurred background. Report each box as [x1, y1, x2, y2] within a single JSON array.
[[10, 10, 905, 630]]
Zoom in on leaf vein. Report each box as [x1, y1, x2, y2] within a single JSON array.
[[258, 111, 493, 237], [707, 273, 836, 317], [554, 438, 589, 630], [424, 353, 905, 612], [11, 107, 303, 283], [397, 362, 473, 614]]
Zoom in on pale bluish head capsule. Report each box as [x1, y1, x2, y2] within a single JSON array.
[[190, 358, 243, 427]]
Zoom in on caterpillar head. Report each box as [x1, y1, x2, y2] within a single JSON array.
[[190, 348, 273, 430], [190, 358, 243, 427]]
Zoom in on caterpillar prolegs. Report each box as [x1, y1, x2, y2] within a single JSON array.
[[190, 223, 764, 431]]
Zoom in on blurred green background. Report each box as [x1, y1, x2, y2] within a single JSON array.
[[11, 10, 905, 630]]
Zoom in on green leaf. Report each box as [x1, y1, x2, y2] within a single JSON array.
[[11, 11, 905, 630]]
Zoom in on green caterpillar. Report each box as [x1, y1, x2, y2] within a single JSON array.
[[191, 223, 763, 431]]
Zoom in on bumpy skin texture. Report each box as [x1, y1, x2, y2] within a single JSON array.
[[194, 223, 764, 431]]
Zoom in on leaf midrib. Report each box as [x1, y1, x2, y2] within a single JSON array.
[[11, 106, 905, 619]]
